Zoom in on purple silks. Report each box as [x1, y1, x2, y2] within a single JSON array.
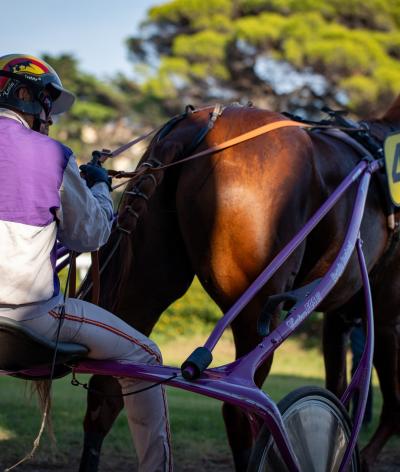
[[0, 118, 71, 226]]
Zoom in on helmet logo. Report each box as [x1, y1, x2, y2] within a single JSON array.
[[0, 56, 49, 91], [10, 60, 47, 76]]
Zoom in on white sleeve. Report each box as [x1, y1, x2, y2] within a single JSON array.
[[57, 155, 114, 252]]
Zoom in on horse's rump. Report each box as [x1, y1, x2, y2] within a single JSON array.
[[119, 105, 388, 312]]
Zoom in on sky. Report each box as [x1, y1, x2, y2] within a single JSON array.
[[1, 0, 162, 79]]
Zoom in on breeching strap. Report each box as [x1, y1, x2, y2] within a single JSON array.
[[155, 120, 314, 170], [110, 120, 314, 187]]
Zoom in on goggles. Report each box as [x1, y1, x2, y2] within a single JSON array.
[[38, 92, 53, 117]]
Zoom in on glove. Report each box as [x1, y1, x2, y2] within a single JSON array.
[[80, 162, 112, 191]]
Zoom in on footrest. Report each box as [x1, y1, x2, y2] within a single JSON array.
[[258, 279, 322, 336]]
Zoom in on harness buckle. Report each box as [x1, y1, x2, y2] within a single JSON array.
[[125, 188, 149, 201], [116, 224, 131, 235]]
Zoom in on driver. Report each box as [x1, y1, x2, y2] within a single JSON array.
[[0, 54, 172, 472]]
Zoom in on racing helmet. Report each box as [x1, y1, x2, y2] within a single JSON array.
[[0, 54, 75, 117]]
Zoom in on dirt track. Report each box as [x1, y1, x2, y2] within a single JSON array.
[[2, 447, 399, 471]]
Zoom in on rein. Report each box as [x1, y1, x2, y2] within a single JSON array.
[[90, 104, 221, 164], [109, 119, 316, 189], [108, 120, 366, 191]]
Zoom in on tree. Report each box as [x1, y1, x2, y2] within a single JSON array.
[[41, 54, 139, 156], [127, 0, 400, 118], [42, 54, 128, 124]]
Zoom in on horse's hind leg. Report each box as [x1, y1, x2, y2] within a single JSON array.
[[79, 376, 124, 472], [221, 298, 276, 471], [322, 296, 362, 398], [79, 202, 194, 471], [323, 310, 351, 397], [79, 274, 194, 471]]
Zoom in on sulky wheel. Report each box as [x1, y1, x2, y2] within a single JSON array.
[[248, 386, 360, 472]]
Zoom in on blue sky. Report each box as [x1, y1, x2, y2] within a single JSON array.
[[1, 0, 161, 79]]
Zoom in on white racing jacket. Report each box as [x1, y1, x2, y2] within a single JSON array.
[[0, 109, 113, 319]]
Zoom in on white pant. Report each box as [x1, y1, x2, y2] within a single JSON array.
[[16, 298, 173, 472]]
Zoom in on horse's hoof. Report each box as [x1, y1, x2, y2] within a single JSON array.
[[78, 433, 104, 472], [232, 447, 252, 471], [360, 452, 375, 472]]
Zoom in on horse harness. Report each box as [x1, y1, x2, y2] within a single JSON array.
[[77, 104, 399, 305]]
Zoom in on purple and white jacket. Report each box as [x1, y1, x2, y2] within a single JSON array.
[[0, 109, 113, 318]]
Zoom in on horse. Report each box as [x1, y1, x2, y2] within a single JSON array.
[[78, 98, 400, 472]]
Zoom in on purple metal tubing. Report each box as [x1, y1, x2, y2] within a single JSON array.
[[73, 360, 301, 471], [56, 246, 69, 260], [223, 165, 375, 471], [56, 254, 70, 272], [231, 164, 373, 383], [204, 160, 373, 353], [13, 359, 301, 470], [337, 238, 374, 471], [66, 159, 378, 470]]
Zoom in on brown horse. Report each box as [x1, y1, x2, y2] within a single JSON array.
[[78, 99, 400, 471]]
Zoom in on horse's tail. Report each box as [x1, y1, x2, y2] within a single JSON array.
[[100, 139, 185, 313], [31, 380, 55, 442], [99, 230, 132, 312], [6, 380, 56, 470]]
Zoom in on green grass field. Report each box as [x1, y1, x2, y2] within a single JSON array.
[[0, 278, 397, 470], [0, 332, 397, 471]]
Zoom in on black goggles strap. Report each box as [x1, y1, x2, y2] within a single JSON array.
[[0, 70, 42, 91], [0, 70, 52, 117]]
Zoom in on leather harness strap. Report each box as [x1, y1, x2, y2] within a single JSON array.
[[90, 251, 100, 305], [67, 251, 100, 305], [68, 252, 77, 299], [154, 120, 314, 171], [110, 120, 315, 187]]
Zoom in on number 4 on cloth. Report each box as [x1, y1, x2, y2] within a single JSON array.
[[384, 132, 400, 206]]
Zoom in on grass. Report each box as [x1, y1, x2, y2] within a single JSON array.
[[0, 333, 397, 471]]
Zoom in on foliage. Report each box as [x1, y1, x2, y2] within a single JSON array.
[[154, 278, 222, 341], [127, 0, 400, 117], [41, 1, 400, 347], [39, 52, 180, 164], [42, 54, 127, 122], [151, 275, 324, 353], [69, 101, 118, 123]]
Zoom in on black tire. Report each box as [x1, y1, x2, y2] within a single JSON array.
[[248, 386, 360, 472]]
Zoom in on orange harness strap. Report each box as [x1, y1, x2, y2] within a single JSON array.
[[158, 120, 313, 170], [111, 120, 313, 188]]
